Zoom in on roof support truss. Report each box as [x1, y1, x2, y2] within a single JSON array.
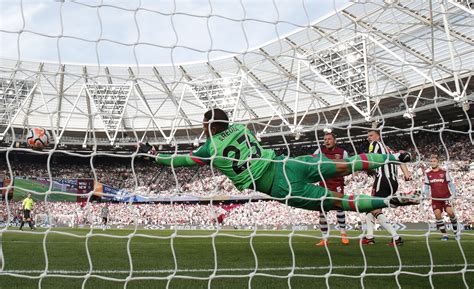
[[0, 81, 38, 140], [85, 83, 132, 145], [341, 10, 451, 73], [206, 62, 259, 119], [127, 68, 168, 143], [233, 57, 294, 115], [152, 67, 192, 126], [21, 63, 44, 128], [439, 1, 463, 97], [367, 35, 457, 98], [298, 54, 370, 120], [394, 3, 473, 46], [285, 37, 373, 121], [310, 26, 408, 88], [241, 72, 292, 128], [56, 64, 65, 134], [82, 66, 94, 148], [259, 48, 331, 107]]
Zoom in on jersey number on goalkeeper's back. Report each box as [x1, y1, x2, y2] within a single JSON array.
[[190, 124, 275, 190]]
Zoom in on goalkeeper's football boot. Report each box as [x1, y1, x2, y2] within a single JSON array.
[[441, 236, 449, 241]]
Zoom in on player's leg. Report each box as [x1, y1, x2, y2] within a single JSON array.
[[313, 187, 389, 213], [316, 212, 329, 247], [304, 153, 410, 183], [362, 183, 377, 244], [24, 210, 34, 229], [270, 157, 418, 212], [433, 207, 448, 240], [374, 210, 402, 246], [445, 205, 459, 238], [362, 212, 376, 245], [271, 174, 388, 212], [27, 218, 32, 229], [376, 179, 402, 246], [309, 186, 418, 213], [337, 210, 349, 245], [19, 215, 25, 230]]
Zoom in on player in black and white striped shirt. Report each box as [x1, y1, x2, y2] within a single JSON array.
[[361, 129, 412, 246]]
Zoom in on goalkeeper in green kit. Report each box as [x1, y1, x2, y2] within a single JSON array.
[[139, 109, 419, 212]]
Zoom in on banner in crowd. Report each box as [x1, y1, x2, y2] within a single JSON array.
[[99, 183, 149, 203]]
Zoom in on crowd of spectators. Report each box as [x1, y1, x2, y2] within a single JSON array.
[[0, 131, 472, 227], [1, 186, 472, 227]]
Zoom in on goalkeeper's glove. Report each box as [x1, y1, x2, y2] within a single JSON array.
[[138, 142, 157, 156]]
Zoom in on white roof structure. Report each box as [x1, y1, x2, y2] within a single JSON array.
[[0, 0, 473, 144]]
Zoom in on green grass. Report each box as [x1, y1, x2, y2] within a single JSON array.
[[0, 229, 473, 289]]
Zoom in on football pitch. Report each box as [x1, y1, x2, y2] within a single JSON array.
[[0, 229, 473, 289]]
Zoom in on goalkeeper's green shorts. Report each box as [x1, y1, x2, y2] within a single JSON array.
[[268, 155, 339, 211]]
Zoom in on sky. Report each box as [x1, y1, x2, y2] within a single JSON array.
[[0, 0, 348, 65]]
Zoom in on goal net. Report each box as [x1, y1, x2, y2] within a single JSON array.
[[0, 0, 473, 288]]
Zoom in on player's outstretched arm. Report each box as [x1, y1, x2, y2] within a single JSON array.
[[155, 153, 199, 167], [137, 142, 205, 167]]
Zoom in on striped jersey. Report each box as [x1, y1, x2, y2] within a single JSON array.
[[368, 141, 398, 182]]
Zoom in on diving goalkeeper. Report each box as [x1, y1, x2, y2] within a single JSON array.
[[138, 109, 419, 212]]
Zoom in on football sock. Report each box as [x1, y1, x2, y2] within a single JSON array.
[[436, 219, 447, 234], [366, 213, 375, 239], [375, 212, 399, 240], [450, 216, 458, 232], [337, 210, 346, 234], [319, 214, 328, 237]]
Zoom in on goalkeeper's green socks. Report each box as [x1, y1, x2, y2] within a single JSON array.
[[345, 153, 398, 172], [341, 195, 388, 212]]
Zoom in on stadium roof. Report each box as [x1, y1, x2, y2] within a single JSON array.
[[0, 0, 473, 145]]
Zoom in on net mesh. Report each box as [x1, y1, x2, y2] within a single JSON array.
[[0, 0, 473, 288]]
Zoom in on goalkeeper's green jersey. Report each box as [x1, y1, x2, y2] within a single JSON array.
[[155, 124, 276, 191]]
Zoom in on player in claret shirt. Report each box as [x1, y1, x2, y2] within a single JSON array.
[[423, 155, 460, 241], [314, 132, 350, 246], [139, 109, 419, 216]]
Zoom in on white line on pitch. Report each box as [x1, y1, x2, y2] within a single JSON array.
[[1, 264, 473, 275], [3, 240, 474, 244]]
